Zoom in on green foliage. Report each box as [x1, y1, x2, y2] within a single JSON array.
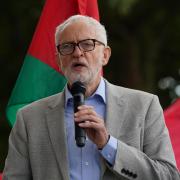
[[108, 0, 139, 15]]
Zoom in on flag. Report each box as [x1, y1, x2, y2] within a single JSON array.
[[164, 98, 180, 170], [6, 0, 99, 126]]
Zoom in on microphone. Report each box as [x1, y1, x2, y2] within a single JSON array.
[[71, 81, 86, 147]]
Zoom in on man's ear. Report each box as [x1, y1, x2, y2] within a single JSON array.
[[102, 46, 111, 66]]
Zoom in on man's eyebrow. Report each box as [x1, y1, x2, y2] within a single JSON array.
[[60, 40, 75, 45]]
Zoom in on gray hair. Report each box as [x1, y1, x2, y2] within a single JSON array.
[[55, 15, 107, 46]]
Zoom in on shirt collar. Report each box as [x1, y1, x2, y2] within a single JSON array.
[[65, 77, 106, 106]]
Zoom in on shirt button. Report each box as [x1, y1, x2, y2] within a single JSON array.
[[107, 154, 111, 158], [85, 161, 89, 166]]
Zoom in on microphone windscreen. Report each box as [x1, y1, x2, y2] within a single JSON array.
[[71, 81, 86, 95]]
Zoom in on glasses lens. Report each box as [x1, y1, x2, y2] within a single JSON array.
[[79, 39, 95, 51], [59, 43, 74, 55]]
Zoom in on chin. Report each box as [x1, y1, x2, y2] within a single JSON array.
[[66, 68, 101, 85], [68, 74, 92, 85]]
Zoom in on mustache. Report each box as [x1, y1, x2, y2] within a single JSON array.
[[71, 60, 88, 67]]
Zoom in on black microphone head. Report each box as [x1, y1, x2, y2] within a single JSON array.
[[71, 81, 86, 95]]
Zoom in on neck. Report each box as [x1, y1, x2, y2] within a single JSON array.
[[68, 76, 102, 98], [84, 76, 101, 97]]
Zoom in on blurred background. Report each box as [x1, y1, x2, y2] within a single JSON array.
[[0, 0, 180, 172]]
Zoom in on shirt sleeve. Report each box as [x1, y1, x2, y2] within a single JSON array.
[[99, 135, 117, 165]]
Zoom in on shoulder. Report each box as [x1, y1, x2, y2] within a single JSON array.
[[18, 91, 64, 115], [105, 79, 160, 109], [105, 79, 154, 98], [14, 92, 65, 128]]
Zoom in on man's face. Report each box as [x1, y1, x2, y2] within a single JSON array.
[[57, 20, 110, 87]]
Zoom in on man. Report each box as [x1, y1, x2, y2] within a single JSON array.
[[3, 15, 180, 180]]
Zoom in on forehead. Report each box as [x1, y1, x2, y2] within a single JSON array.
[[59, 20, 97, 43]]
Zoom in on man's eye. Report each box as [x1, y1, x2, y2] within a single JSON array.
[[62, 43, 73, 49], [81, 42, 93, 47]]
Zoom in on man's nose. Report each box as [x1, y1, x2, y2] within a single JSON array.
[[72, 45, 83, 57]]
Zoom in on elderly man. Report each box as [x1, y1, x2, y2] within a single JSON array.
[[3, 15, 180, 180]]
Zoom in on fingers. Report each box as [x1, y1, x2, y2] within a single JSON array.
[[76, 105, 96, 116], [74, 105, 109, 148], [74, 105, 101, 123], [74, 105, 104, 128], [78, 121, 98, 128]]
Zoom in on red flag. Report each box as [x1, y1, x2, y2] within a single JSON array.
[[164, 98, 180, 170], [6, 0, 99, 126]]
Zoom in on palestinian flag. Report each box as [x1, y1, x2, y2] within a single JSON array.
[[6, 0, 99, 126]]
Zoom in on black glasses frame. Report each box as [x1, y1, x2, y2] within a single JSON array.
[[56, 38, 105, 56]]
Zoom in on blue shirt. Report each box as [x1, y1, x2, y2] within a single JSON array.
[[65, 77, 117, 180]]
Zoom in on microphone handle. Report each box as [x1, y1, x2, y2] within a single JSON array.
[[73, 93, 86, 147]]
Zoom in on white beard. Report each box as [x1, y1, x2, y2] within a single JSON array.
[[63, 67, 98, 85], [62, 62, 102, 86]]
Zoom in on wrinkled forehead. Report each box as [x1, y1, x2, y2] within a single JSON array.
[[58, 20, 97, 42]]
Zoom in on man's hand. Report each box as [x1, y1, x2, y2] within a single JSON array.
[[74, 105, 109, 149]]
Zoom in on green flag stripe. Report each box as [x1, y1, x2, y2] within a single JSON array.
[[6, 104, 29, 127], [6, 54, 67, 126]]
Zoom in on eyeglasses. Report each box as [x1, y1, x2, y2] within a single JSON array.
[[56, 39, 105, 56]]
